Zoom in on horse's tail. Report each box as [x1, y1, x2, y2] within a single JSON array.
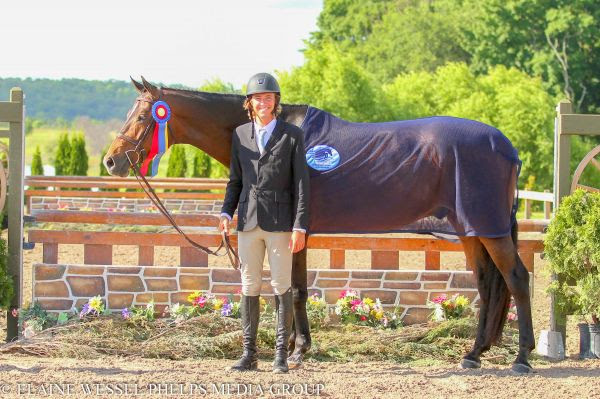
[[481, 218, 515, 345]]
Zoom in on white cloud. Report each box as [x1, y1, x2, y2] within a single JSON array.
[[0, 0, 322, 88]]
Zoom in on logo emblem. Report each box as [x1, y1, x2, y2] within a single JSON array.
[[306, 145, 340, 171], [258, 78, 265, 84]]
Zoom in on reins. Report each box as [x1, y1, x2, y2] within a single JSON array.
[[117, 96, 240, 270]]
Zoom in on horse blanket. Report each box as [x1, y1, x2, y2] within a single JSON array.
[[300, 107, 521, 237]]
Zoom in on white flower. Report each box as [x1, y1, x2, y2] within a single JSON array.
[[23, 326, 36, 339]]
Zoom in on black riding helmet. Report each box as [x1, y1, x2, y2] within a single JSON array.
[[246, 72, 280, 96]]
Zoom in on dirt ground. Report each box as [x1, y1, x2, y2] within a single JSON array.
[[1, 232, 598, 398]]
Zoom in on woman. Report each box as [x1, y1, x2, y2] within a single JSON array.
[[219, 72, 310, 373]]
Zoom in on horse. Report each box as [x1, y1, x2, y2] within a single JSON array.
[[104, 77, 535, 373]]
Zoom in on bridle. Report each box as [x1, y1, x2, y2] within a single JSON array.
[[116, 97, 156, 166], [116, 95, 240, 269]]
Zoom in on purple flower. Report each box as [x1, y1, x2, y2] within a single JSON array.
[[221, 302, 233, 317], [121, 308, 131, 319], [79, 303, 91, 319]]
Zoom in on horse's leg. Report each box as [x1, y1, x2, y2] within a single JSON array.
[[287, 236, 311, 367], [479, 234, 535, 373], [459, 237, 500, 368]]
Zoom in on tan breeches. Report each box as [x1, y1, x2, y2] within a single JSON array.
[[237, 226, 293, 296]]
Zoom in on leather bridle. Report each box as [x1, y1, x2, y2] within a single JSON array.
[[116, 96, 240, 269]]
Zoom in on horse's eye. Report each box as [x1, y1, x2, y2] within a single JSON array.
[[137, 115, 146, 121]]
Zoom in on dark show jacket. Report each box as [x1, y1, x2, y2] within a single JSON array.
[[221, 118, 310, 232]]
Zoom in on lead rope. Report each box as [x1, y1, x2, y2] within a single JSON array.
[[125, 150, 240, 270]]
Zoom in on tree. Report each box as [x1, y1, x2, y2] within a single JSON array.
[[68, 133, 88, 176], [383, 63, 556, 190], [199, 78, 240, 94], [54, 133, 70, 176], [460, 0, 600, 113], [166, 145, 187, 178], [190, 148, 211, 178], [99, 145, 110, 176], [31, 146, 44, 176], [278, 43, 384, 122]]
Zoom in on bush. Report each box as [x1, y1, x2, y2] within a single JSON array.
[[545, 189, 600, 323]]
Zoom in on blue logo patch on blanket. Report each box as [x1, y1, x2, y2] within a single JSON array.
[[306, 145, 340, 171]]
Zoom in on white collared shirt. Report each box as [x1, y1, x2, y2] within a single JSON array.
[[254, 118, 277, 152]]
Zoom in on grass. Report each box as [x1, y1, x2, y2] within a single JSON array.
[[0, 315, 537, 367]]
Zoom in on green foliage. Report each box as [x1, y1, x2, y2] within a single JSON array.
[[383, 63, 556, 189], [0, 237, 14, 310], [68, 133, 89, 176], [198, 78, 240, 94], [278, 43, 384, 122], [166, 145, 187, 178], [545, 190, 600, 320], [460, 0, 600, 113], [0, 77, 139, 121], [190, 148, 211, 178], [54, 133, 70, 176], [31, 146, 44, 176]]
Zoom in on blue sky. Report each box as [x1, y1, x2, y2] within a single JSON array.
[[1, 0, 323, 88]]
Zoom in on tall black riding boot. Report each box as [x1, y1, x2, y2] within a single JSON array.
[[230, 295, 260, 371], [273, 288, 293, 373]]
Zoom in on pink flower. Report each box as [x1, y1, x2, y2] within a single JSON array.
[[433, 294, 447, 304], [339, 290, 347, 298], [507, 313, 517, 321]]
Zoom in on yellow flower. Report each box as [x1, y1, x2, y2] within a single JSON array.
[[213, 299, 224, 310], [187, 291, 201, 304], [259, 297, 267, 307], [375, 310, 384, 320], [364, 298, 375, 308], [455, 296, 470, 308], [89, 296, 103, 312]]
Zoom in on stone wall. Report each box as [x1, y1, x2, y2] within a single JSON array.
[[33, 264, 478, 324]]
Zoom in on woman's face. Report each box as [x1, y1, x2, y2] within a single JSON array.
[[250, 92, 275, 121]]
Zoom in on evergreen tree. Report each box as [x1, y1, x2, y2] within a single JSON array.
[[54, 133, 70, 176], [191, 149, 211, 178], [166, 145, 187, 178], [68, 133, 89, 176], [99, 145, 110, 176], [31, 146, 44, 176]]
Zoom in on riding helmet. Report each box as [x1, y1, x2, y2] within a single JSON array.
[[246, 73, 280, 96]]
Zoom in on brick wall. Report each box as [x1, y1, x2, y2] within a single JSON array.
[[31, 197, 224, 214], [32, 264, 478, 324]]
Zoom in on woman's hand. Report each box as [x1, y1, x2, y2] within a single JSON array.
[[289, 230, 306, 253]]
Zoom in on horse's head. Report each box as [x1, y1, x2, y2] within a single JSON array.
[[103, 76, 163, 177]]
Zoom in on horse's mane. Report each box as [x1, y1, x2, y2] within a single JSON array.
[[162, 86, 310, 109]]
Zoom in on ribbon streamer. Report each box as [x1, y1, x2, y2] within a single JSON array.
[[140, 101, 171, 177]]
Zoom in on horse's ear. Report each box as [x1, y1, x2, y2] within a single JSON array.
[[141, 76, 162, 100], [130, 76, 145, 93]]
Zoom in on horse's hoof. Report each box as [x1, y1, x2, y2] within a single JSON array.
[[511, 362, 533, 374], [287, 353, 303, 369], [460, 358, 481, 369]]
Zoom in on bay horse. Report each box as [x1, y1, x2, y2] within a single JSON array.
[[104, 77, 534, 373]]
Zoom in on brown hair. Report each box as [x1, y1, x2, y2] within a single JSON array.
[[243, 93, 282, 121]]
